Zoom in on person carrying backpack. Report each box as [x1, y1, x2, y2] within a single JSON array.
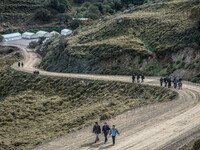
[[102, 122, 110, 144], [93, 122, 101, 143], [110, 125, 120, 146]]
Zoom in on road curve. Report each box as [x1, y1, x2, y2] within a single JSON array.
[[4, 43, 200, 150]]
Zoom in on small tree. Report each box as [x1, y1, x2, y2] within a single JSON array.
[[34, 8, 51, 21]]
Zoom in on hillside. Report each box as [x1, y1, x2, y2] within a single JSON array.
[[37, 0, 200, 82], [0, 51, 176, 150]]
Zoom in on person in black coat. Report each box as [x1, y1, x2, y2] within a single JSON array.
[[102, 122, 110, 144], [93, 122, 101, 143], [137, 75, 140, 83], [168, 77, 172, 88], [132, 75, 135, 83], [141, 75, 145, 82], [160, 77, 163, 86], [164, 77, 168, 87]]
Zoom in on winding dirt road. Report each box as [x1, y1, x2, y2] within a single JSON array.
[[4, 41, 200, 150]]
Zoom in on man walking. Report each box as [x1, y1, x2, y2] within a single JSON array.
[[137, 75, 140, 83], [21, 62, 24, 67], [164, 77, 168, 87], [93, 122, 101, 143], [110, 125, 120, 146], [132, 75, 135, 83], [18, 62, 20, 67], [102, 122, 110, 144], [141, 75, 145, 82], [160, 77, 163, 86]]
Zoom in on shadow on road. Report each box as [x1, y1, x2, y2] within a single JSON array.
[[81, 141, 114, 149]]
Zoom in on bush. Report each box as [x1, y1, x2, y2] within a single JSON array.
[[34, 8, 51, 21], [47, 0, 70, 13]]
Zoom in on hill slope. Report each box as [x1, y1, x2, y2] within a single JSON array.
[[37, 0, 200, 82]]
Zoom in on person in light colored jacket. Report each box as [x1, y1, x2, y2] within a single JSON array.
[[110, 125, 120, 146]]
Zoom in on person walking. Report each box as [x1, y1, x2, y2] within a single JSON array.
[[178, 81, 182, 89], [173, 77, 178, 89], [132, 75, 135, 83], [93, 122, 101, 143], [110, 125, 120, 146], [168, 77, 172, 88], [141, 75, 145, 82], [18, 62, 20, 67], [160, 77, 163, 86], [164, 77, 168, 87], [137, 75, 140, 83], [21, 62, 24, 67], [102, 122, 110, 144]]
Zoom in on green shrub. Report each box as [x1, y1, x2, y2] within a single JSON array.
[[34, 8, 51, 21]]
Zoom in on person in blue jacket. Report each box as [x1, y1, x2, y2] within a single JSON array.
[[110, 125, 120, 146], [102, 122, 110, 144]]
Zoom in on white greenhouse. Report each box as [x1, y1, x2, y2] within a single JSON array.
[[36, 31, 51, 38], [2, 32, 22, 42], [22, 32, 39, 39], [61, 29, 72, 36], [50, 31, 59, 36]]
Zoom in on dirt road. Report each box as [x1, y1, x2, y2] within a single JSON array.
[[4, 42, 200, 150]]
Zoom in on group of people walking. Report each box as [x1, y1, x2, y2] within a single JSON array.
[[132, 75, 145, 83], [93, 122, 120, 146], [18, 62, 23, 67], [160, 77, 182, 89]]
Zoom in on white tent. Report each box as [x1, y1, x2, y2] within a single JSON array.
[[61, 29, 72, 36], [2, 32, 22, 42], [50, 31, 59, 36], [36, 31, 51, 38], [22, 32, 39, 39]]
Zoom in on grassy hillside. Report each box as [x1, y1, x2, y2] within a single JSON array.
[[37, 0, 200, 81], [0, 52, 176, 150]]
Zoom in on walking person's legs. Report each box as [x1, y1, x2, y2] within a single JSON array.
[[104, 132, 108, 144], [112, 136, 115, 145], [95, 133, 99, 142]]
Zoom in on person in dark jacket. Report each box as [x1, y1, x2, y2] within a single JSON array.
[[168, 77, 172, 88], [164, 77, 168, 87], [160, 77, 163, 86], [102, 122, 110, 144], [21, 62, 24, 67], [93, 122, 101, 143], [132, 75, 135, 83], [18, 62, 20, 67], [137, 75, 140, 83], [141, 75, 145, 82], [110, 125, 120, 146]]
